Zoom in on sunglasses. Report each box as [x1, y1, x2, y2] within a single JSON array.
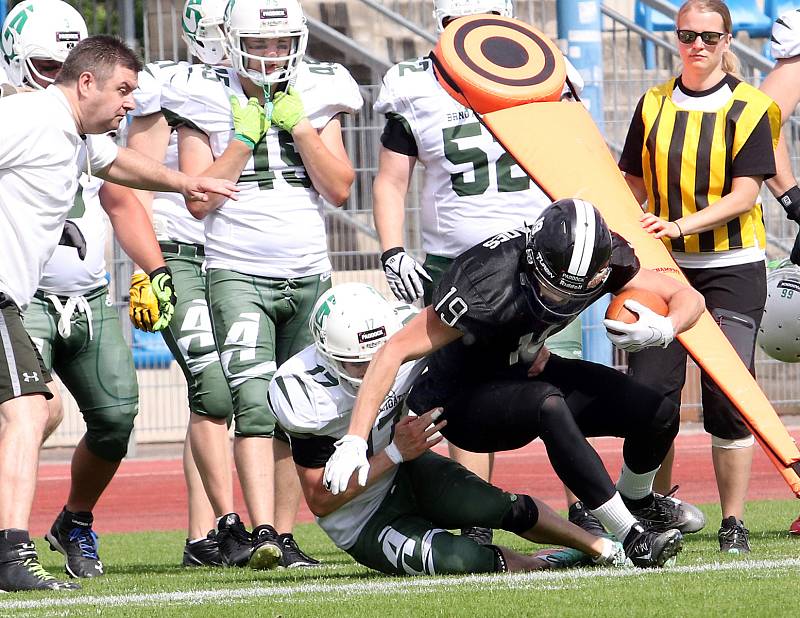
[[676, 29, 728, 45]]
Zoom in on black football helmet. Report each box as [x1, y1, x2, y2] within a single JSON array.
[[521, 198, 613, 323]]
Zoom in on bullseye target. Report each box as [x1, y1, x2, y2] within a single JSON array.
[[431, 15, 566, 114]]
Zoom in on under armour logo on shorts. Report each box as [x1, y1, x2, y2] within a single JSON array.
[[22, 372, 39, 383]]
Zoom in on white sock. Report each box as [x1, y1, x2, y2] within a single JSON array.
[[616, 462, 659, 501], [188, 537, 206, 545], [590, 492, 639, 541]]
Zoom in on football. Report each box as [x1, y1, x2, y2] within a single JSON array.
[[605, 288, 669, 332]]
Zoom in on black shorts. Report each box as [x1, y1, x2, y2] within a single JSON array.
[[0, 294, 53, 405], [627, 261, 766, 440]]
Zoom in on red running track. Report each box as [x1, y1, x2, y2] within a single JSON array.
[[32, 429, 800, 534]]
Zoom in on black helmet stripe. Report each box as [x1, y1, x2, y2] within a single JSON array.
[[568, 199, 596, 277]]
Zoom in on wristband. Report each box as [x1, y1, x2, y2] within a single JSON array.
[[778, 186, 800, 222], [384, 441, 404, 465], [674, 220, 684, 238], [380, 247, 405, 268]]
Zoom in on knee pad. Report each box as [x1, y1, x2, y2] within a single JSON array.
[[651, 396, 680, 438], [500, 494, 539, 534], [711, 434, 755, 449], [712, 308, 757, 369], [85, 401, 138, 461]]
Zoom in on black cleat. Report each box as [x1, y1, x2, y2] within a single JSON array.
[[623, 524, 683, 568], [0, 529, 80, 591], [45, 508, 104, 578], [183, 530, 224, 567], [624, 486, 706, 534], [249, 524, 282, 570], [461, 527, 493, 546], [718, 516, 751, 554], [278, 533, 320, 568], [568, 501, 608, 537], [216, 513, 253, 567]]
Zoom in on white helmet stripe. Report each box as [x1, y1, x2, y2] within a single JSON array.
[[567, 199, 595, 277]]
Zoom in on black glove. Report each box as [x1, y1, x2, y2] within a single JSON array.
[[58, 220, 87, 260], [778, 186, 800, 222]]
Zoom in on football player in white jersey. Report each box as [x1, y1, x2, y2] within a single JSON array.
[[126, 0, 236, 569], [163, 0, 362, 569], [1, 0, 195, 583], [0, 32, 236, 591], [271, 283, 627, 575], [760, 8, 800, 535], [372, 0, 589, 545]]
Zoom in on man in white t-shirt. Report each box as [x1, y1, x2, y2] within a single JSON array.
[[0, 34, 235, 593]]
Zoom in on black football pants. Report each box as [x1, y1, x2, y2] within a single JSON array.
[[437, 355, 679, 509]]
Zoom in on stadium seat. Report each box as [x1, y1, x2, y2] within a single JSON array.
[[635, 0, 772, 38], [131, 329, 174, 369]]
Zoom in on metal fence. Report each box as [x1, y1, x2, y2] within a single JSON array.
[[42, 1, 800, 448]]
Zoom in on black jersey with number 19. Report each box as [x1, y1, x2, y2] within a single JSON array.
[[408, 228, 640, 412]]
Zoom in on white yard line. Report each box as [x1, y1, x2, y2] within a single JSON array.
[[2, 558, 799, 611]]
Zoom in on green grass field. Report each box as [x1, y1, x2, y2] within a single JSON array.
[[2, 499, 798, 617]]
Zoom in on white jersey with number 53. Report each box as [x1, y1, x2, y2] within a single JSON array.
[[162, 62, 363, 278]]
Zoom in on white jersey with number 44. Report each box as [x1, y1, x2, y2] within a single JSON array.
[[162, 62, 363, 278]]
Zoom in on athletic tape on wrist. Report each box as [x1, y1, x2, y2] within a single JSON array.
[[384, 442, 404, 465]]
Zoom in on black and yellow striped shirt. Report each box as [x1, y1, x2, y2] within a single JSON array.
[[619, 75, 780, 256]]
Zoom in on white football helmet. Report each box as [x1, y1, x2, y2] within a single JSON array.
[[758, 260, 800, 362], [224, 0, 308, 86], [1, 0, 88, 89], [181, 0, 227, 65], [309, 283, 405, 391], [432, 0, 514, 33]]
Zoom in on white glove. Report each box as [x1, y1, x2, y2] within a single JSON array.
[[323, 434, 370, 495], [603, 299, 674, 353], [381, 247, 432, 303]]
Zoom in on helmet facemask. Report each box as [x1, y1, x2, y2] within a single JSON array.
[[309, 284, 404, 394], [181, 0, 228, 65], [1, 0, 87, 89], [224, 0, 308, 88], [521, 199, 612, 324]]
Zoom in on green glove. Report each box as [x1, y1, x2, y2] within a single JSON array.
[[271, 86, 306, 133], [149, 266, 177, 331], [230, 96, 268, 149]]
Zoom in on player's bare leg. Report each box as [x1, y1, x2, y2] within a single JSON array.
[[65, 437, 120, 513], [713, 444, 753, 553], [42, 384, 64, 442], [184, 428, 216, 540], [189, 414, 234, 515], [653, 443, 675, 495]]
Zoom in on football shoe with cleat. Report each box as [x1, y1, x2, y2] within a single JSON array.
[[718, 517, 751, 554], [183, 530, 224, 567], [622, 524, 683, 568], [249, 524, 283, 570], [624, 486, 705, 534], [0, 530, 79, 591], [45, 508, 104, 578]]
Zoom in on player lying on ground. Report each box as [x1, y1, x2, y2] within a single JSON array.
[[324, 199, 707, 569], [269, 283, 627, 575]]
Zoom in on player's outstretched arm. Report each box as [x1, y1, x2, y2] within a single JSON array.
[[100, 182, 165, 274], [96, 146, 238, 204], [126, 113, 172, 220]]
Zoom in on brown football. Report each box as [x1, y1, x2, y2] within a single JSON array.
[[605, 289, 669, 332]]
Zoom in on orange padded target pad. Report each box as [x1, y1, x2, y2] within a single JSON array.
[[431, 14, 566, 114]]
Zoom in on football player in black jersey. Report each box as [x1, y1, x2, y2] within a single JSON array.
[[324, 198, 706, 568]]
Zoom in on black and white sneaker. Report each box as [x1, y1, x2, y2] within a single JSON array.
[[461, 527, 494, 546], [183, 531, 224, 567], [718, 516, 751, 554], [249, 524, 282, 570], [624, 486, 706, 534], [278, 533, 320, 568], [216, 513, 253, 567], [45, 508, 104, 578], [568, 501, 608, 537], [0, 529, 79, 591], [623, 524, 683, 568]]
